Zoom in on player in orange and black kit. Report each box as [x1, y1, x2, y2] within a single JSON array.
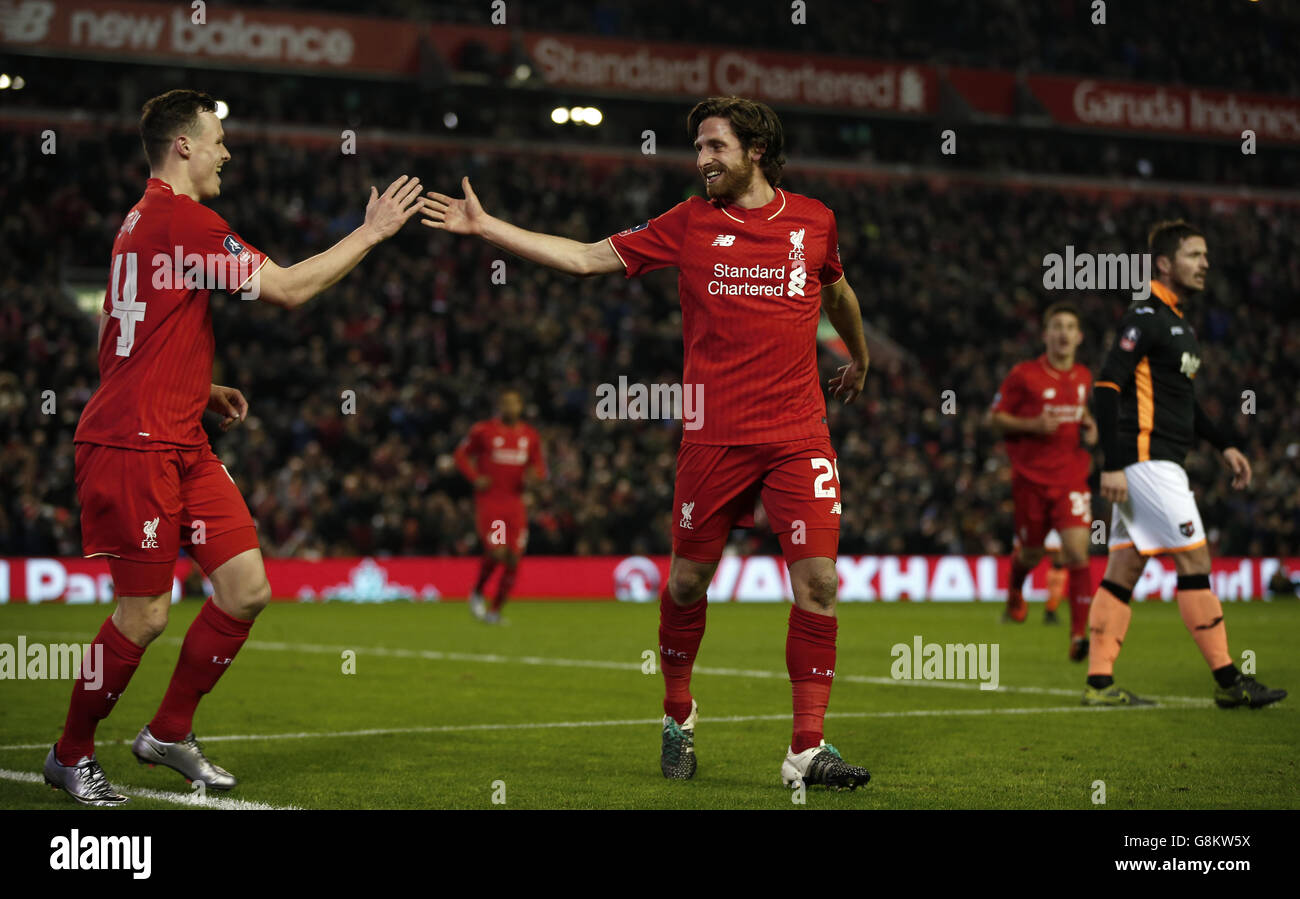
[[1085, 220, 1285, 708], [454, 388, 546, 624], [988, 302, 1098, 661]]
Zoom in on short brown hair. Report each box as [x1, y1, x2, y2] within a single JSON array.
[[140, 90, 217, 168], [687, 96, 786, 186], [1148, 219, 1203, 265], [1043, 301, 1081, 328]]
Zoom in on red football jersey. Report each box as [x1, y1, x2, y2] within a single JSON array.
[[992, 355, 1093, 485], [607, 189, 843, 445], [454, 419, 546, 498], [75, 179, 267, 450]]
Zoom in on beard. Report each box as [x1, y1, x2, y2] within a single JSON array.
[[705, 155, 756, 201]]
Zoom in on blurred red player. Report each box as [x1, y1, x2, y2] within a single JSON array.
[[988, 302, 1098, 661], [453, 387, 546, 624]]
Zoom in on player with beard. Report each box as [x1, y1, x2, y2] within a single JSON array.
[[1084, 220, 1286, 708], [423, 96, 872, 790]]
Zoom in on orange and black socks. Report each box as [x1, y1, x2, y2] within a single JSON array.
[[1175, 573, 1232, 672], [1086, 579, 1133, 687]]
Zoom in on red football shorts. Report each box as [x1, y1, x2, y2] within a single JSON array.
[[476, 495, 528, 554], [672, 437, 841, 565], [75, 443, 260, 596], [1011, 474, 1092, 549]]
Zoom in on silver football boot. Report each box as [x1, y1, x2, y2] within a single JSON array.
[[43, 745, 129, 806], [132, 726, 238, 790]]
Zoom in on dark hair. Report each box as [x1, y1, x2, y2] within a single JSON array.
[[1042, 301, 1081, 328], [140, 90, 217, 168], [1147, 219, 1203, 265], [686, 96, 786, 186]]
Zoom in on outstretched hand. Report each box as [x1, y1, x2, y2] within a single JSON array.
[[363, 175, 426, 242], [422, 176, 488, 236], [827, 357, 868, 403], [208, 384, 248, 432]]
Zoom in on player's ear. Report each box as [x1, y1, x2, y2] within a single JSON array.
[[175, 135, 191, 160]]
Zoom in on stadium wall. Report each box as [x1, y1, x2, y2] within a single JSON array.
[[1, 555, 1294, 604]]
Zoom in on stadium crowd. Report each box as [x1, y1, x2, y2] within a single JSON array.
[[3, 128, 1298, 561]]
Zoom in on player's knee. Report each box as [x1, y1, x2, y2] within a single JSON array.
[[1060, 547, 1089, 567], [224, 576, 271, 620], [668, 570, 709, 605], [1018, 546, 1045, 567], [117, 600, 170, 645], [799, 571, 839, 611]]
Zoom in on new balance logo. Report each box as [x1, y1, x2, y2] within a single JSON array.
[[831, 502, 842, 515], [711, 234, 736, 247], [679, 501, 695, 529], [141, 517, 159, 549]]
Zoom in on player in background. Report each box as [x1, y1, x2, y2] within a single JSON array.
[[988, 303, 1098, 661], [1086, 220, 1285, 708], [45, 89, 426, 805], [423, 96, 872, 790], [1042, 529, 1068, 624], [453, 387, 546, 624]]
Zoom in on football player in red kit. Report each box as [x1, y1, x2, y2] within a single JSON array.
[[989, 302, 1098, 661], [425, 96, 871, 790], [45, 90, 426, 804], [454, 388, 547, 623]]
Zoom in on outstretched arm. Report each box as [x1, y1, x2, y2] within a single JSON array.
[[422, 177, 622, 277], [252, 175, 426, 308]]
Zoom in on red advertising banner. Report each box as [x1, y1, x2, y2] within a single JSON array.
[[1027, 74, 1300, 144], [0, 0, 424, 75], [520, 32, 937, 114], [2, 555, 1294, 604]]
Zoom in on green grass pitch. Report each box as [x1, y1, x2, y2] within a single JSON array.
[[1, 599, 1296, 809]]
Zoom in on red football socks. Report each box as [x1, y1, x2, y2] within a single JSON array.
[[787, 605, 838, 754], [659, 584, 706, 724], [148, 600, 253, 743], [492, 565, 517, 612], [474, 556, 497, 593], [1007, 557, 1033, 613], [1068, 564, 1092, 638], [56, 615, 145, 765]]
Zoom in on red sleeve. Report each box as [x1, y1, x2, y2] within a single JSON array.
[[528, 426, 547, 480], [453, 425, 483, 481], [170, 201, 268, 294], [606, 200, 692, 278], [992, 367, 1024, 415], [820, 208, 844, 286]]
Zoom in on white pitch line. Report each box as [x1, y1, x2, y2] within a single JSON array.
[[0, 703, 1166, 753], [3, 629, 1213, 706], [0, 768, 300, 810]]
